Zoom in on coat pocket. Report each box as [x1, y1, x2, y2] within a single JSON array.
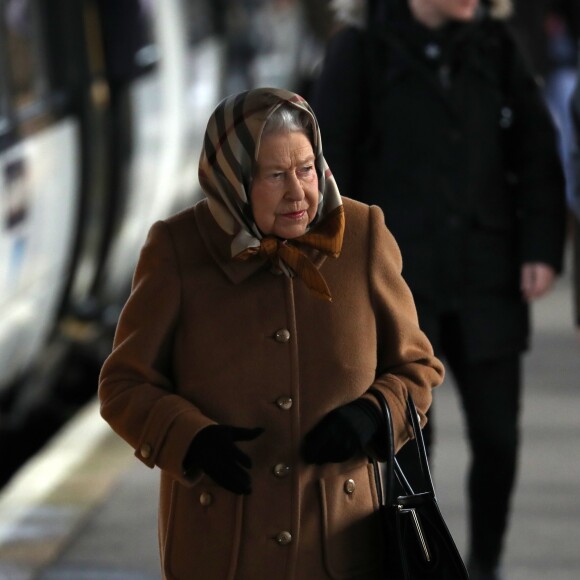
[[319, 463, 381, 580], [164, 479, 243, 580]]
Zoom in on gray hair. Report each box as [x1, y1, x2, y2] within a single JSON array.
[[262, 104, 315, 143]]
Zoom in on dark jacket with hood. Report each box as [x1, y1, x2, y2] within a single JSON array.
[[311, 0, 566, 362]]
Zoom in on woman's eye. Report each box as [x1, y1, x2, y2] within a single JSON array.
[[298, 165, 314, 177]]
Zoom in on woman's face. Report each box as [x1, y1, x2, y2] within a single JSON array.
[[251, 130, 319, 239], [412, 0, 479, 27]]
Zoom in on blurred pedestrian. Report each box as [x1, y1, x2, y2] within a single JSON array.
[[311, 1, 567, 579], [98, 87, 443, 579], [511, 0, 580, 217], [510, 0, 580, 79], [223, 0, 261, 94], [571, 71, 580, 328]]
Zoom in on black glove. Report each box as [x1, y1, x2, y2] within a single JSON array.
[[183, 425, 264, 495], [302, 398, 382, 464]]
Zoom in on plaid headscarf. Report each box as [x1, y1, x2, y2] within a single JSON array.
[[198, 88, 344, 301]]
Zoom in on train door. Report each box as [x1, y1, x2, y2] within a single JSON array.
[[0, 0, 80, 392], [96, 0, 226, 312]]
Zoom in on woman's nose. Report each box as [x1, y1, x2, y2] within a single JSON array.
[[285, 172, 305, 199]]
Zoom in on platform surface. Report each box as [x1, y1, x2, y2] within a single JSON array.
[[1, 273, 579, 580]]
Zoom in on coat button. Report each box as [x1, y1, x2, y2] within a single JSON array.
[[276, 396, 293, 410], [273, 463, 291, 478], [276, 531, 292, 545], [140, 443, 152, 459], [424, 42, 440, 59], [344, 479, 356, 494], [499, 106, 514, 128], [199, 492, 213, 506], [274, 329, 291, 343]]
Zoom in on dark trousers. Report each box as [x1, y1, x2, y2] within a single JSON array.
[[397, 313, 522, 569]]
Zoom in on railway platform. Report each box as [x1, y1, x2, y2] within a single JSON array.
[[1, 272, 579, 580]]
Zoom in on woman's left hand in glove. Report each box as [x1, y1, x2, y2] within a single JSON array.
[[301, 397, 382, 464]]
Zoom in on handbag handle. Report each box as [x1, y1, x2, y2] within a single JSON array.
[[368, 387, 396, 505], [367, 388, 436, 501]]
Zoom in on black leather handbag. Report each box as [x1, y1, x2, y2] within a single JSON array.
[[368, 387, 469, 579]]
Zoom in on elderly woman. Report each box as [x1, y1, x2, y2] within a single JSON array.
[[98, 88, 444, 580]]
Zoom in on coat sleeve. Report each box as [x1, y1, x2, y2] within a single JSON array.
[[362, 205, 445, 454], [310, 26, 368, 197], [503, 25, 567, 272], [98, 220, 215, 486]]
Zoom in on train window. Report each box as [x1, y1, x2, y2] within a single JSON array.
[[0, 55, 9, 131], [3, 157, 29, 229], [2, 0, 49, 111], [98, 0, 158, 85]]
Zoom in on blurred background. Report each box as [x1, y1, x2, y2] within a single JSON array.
[[0, 0, 579, 578], [0, 0, 333, 487]]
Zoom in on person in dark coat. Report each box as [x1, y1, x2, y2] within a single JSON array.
[[311, 1, 566, 578]]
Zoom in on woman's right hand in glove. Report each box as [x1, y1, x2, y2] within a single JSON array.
[[183, 425, 264, 495]]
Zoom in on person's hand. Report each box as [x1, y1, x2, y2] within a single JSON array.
[[183, 425, 264, 495], [302, 398, 381, 464], [520, 262, 556, 302]]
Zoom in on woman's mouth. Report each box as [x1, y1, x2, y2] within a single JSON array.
[[281, 210, 307, 220]]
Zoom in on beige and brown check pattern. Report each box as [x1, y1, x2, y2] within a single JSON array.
[[198, 88, 344, 300]]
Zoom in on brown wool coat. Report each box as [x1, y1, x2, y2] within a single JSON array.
[[98, 196, 444, 580]]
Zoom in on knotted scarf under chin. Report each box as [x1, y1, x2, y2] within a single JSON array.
[[234, 205, 345, 302]]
